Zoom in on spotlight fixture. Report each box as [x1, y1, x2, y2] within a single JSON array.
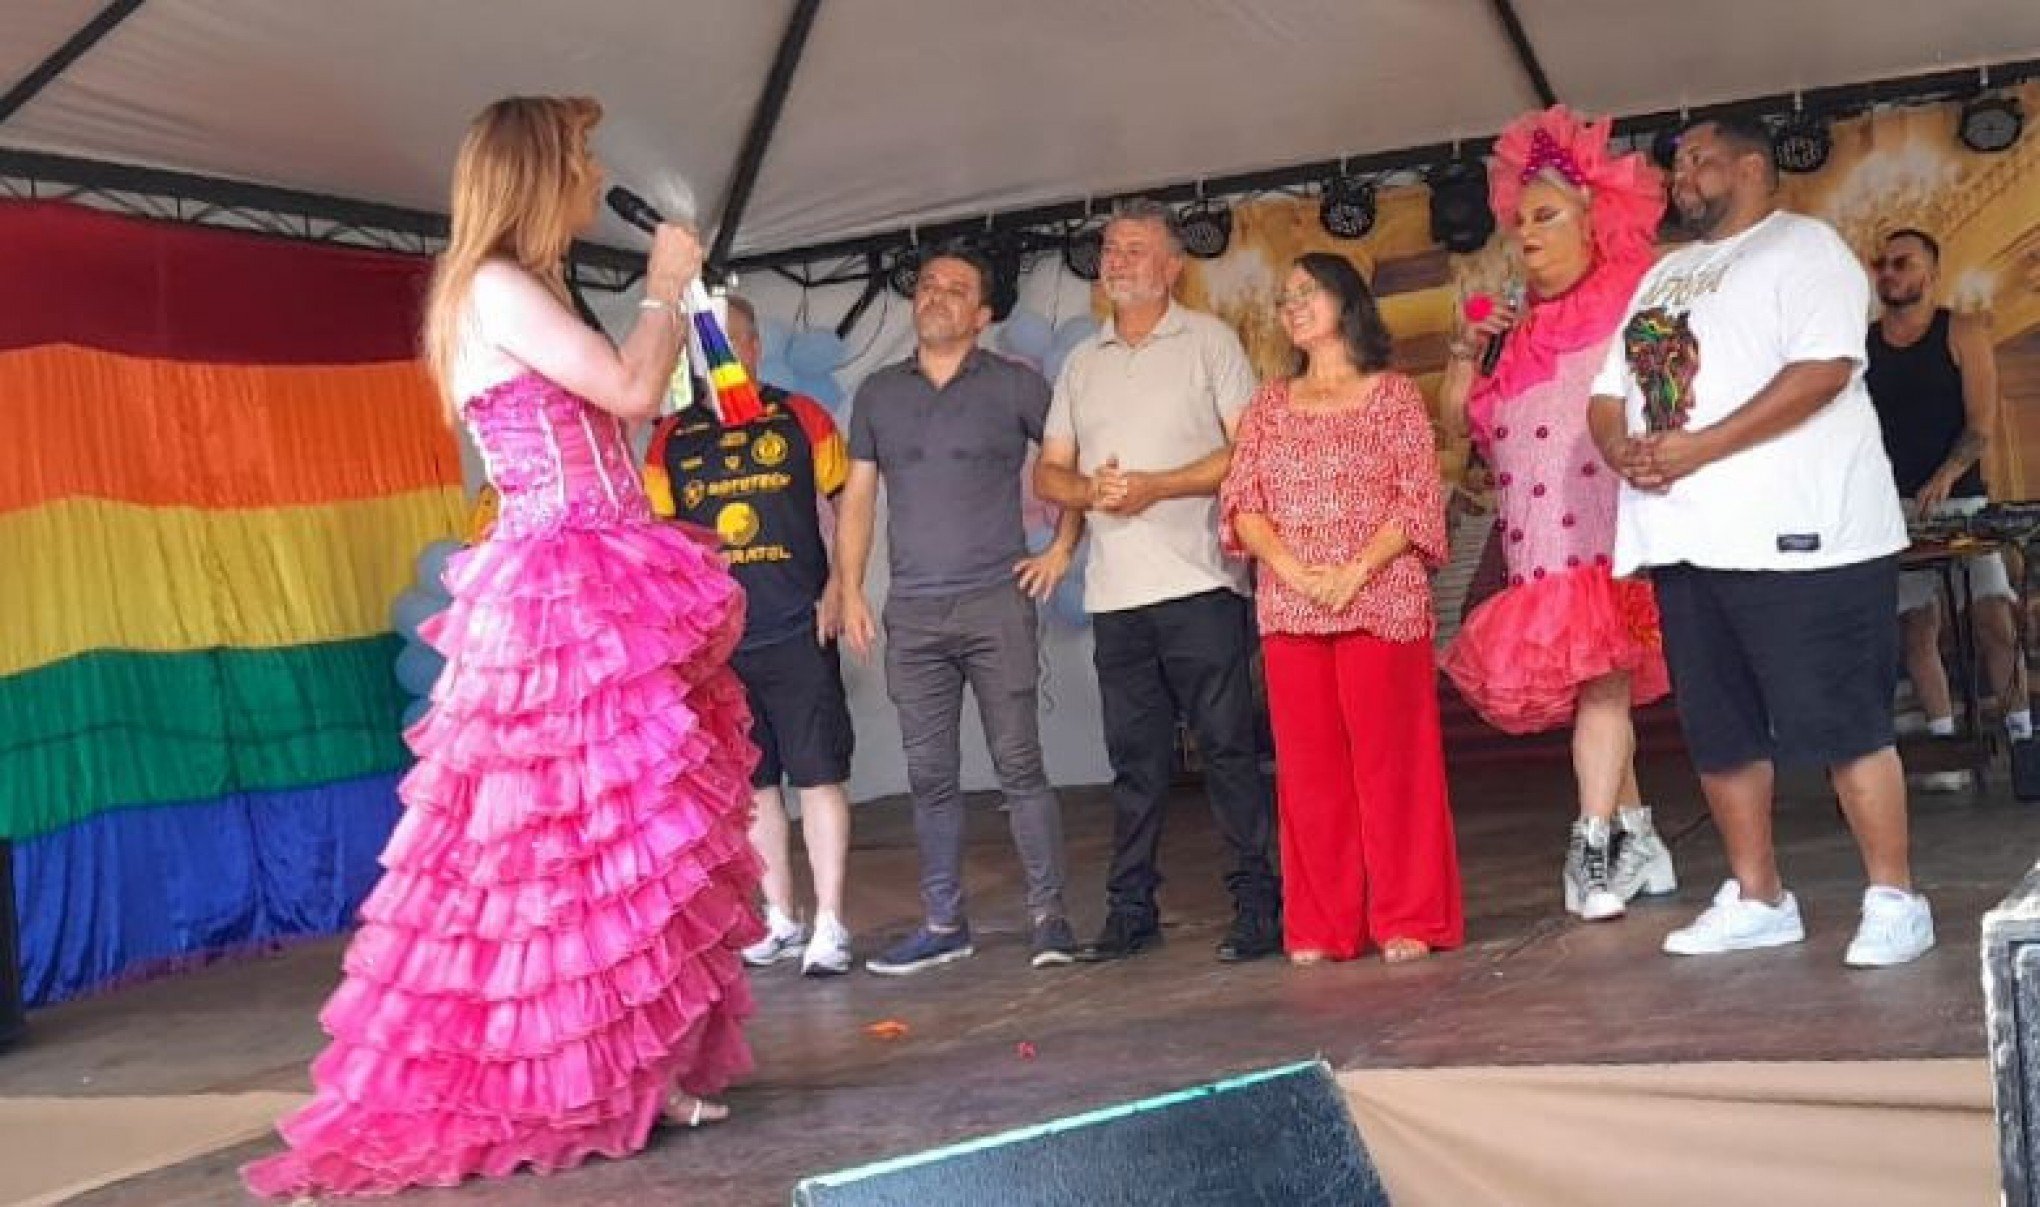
[[1063, 222, 1103, 282], [884, 243, 922, 299], [1773, 111, 1832, 174], [1177, 194, 1232, 259], [1649, 126, 1682, 171], [977, 230, 1026, 322], [1960, 94, 2024, 154], [1319, 172, 1378, 240], [1427, 158, 1494, 254]]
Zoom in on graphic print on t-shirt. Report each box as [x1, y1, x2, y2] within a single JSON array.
[[1623, 308, 1701, 433]]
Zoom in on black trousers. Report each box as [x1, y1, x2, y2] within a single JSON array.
[[1092, 589, 1278, 923]]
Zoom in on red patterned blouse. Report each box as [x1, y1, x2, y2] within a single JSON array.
[[1219, 373, 1449, 641]]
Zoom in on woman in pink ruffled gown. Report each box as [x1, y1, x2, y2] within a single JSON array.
[[243, 96, 761, 1199], [1439, 107, 1677, 924]]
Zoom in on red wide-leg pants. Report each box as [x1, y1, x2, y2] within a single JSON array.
[[1263, 630, 1464, 959]]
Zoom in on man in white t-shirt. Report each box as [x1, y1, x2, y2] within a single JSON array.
[[1588, 117, 1934, 968], [1033, 199, 1281, 964]]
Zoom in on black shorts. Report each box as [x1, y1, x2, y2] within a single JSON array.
[[1653, 557, 1899, 774], [731, 631, 855, 789]]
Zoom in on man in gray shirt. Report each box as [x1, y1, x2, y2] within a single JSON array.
[[837, 246, 1084, 975], [1035, 200, 1280, 964]]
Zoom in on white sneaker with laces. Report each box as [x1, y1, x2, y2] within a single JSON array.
[[1844, 886, 1934, 968], [742, 918, 808, 968], [802, 916, 853, 977], [1662, 880, 1804, 956]]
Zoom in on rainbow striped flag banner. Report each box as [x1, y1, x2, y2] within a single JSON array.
[[686, 282, 764, 425], [0, 199, 463, 1005]]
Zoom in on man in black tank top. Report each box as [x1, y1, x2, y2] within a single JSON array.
[[1867, 229, 2029, 751]]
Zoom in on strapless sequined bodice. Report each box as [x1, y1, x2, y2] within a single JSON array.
[[461, 372, 650, 538]]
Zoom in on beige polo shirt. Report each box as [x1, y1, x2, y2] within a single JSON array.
[[1046, 301, 1257, 614]]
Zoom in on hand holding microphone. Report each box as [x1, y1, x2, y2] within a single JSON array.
[[1459, 282, 1525, 376], [606, 186, 703, 303]]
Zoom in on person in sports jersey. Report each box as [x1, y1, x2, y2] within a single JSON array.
[[646, 294, 858, 977]]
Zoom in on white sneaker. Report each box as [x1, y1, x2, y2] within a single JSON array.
[[1844, 887, 1935, 968], [1913, 770, 1972, 794], [741, 918, 808, 968], [802, 916, 853, 977], [1662, 880, 1805, 956]]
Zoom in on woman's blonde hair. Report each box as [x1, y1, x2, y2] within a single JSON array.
[[422, 96, 602, 413]]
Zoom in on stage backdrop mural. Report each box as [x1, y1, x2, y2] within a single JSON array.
[[1165, 84, 2040, 508]]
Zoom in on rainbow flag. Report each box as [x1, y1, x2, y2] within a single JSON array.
[[688, 283, 764, 425], [0, 200, 464, 1005]]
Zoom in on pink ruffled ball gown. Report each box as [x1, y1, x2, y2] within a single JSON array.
[[243, 370, 762, 1198]]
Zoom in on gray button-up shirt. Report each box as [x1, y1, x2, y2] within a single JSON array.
[[849, 347, 1051, 599]]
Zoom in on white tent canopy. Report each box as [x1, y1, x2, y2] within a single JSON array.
[[5, 0, 2040, 267]]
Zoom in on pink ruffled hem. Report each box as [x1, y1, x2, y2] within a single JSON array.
[[1442, 563, 1671, 735], [242, 522, 762, 1200]]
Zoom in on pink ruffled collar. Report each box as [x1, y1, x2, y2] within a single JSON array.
[[1467, 252, 1653, 443]]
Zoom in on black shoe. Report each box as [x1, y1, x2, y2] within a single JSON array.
[[1216, 912, 1280, 963], [1076, 912, 1161, 962], [1030, 916, 1077, 969]]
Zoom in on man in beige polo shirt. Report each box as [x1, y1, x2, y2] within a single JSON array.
[[1034, 198, 1280, 964]]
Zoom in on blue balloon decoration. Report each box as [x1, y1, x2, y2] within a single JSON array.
[[1049, 554, 1090, 628], [1046, 316, 1102, 384], [758, 354, 795, 395], [790, 369, 843, 411], [415, 539, 462, 598], [400, 696, 432, 730], [997, 310, 1054, 368], [757, 317, 791, 363], [786, 329, 847, 377], [393, 641, 446, 697], [389, 587, 447, 642]]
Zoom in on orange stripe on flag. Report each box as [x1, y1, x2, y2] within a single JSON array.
[[0, 344, 460, 515]]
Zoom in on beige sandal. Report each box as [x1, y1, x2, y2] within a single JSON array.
[[662, 1093, 730, 1128], [1288, 950, 1328, 967], [1382, 938, 1431, 964]]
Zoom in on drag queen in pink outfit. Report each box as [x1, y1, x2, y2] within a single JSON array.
[[1440, 107, 1678, 924], [244, 96, 761, 1198]]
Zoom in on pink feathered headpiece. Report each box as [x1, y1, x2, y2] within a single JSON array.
[[1488, 106, 1664, 267]]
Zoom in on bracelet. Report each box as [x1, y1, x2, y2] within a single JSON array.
[[638, 296, 683, 315], [1448, 338, 1478, 362]]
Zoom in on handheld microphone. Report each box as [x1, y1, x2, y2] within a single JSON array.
[[606, 183, 713, 312], [1476, 281, 1524, 376], [605, 185, 665, 236]]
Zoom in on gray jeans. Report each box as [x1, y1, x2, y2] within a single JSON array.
[[883, 581, 1067, 927]]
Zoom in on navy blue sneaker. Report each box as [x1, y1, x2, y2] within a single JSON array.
[[1029, 916, 1077, 968], [865, 924, 975, 976]]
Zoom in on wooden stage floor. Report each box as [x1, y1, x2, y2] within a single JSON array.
[[8, 752, 2035, 1205]]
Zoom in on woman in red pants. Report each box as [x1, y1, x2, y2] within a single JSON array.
[[1221, 252, 1463, 965]]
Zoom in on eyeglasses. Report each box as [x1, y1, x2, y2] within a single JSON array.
[[1275, 284, 1321, 309]]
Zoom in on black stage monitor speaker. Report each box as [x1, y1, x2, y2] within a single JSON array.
[[791, 1060, 1387, 1206], [0, 841, 23, 1049], [2010, 738, 2040, 803], [1986, 864, 2040, 1204]]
